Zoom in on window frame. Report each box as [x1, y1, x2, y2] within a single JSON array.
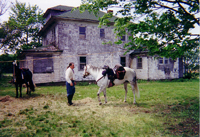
[[79, 27, 86, 40], [120, 57, 126, 67], [159, 57, 169, 65], [33, 56, 54, 73], [79, 56, 86, 71], [100, 29, 105, 38], [137, 57, 142, 69]]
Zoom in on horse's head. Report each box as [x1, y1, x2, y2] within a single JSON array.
[[83, 65, 90, 78]]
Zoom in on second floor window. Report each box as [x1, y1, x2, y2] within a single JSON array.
[[79, 27, 86, 40], [121, 35, 125, 41], [100, 29, 105, 38]]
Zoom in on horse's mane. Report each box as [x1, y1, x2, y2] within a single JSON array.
[[87, 65, 103, 72]]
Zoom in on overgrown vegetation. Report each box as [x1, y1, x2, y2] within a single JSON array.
[[0, 76, 199, 136]]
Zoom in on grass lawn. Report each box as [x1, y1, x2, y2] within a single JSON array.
[[0, 76, 199, 137]]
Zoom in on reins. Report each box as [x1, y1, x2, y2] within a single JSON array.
[[96, 75, 105, 83]]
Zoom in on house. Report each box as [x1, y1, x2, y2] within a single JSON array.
[[19, 5, 183, 84]]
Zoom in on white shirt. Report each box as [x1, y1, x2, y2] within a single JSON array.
[[65, 67, 75, 84]]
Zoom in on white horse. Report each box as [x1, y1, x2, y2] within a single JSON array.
[[83, 64, 139, 105]]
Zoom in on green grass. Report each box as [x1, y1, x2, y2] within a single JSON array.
[[0, 76, 199, 137]]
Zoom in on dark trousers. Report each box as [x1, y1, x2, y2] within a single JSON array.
[[66, 81, 75, 104]]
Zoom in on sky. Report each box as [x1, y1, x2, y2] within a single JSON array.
[[0, 0, 82, 23]]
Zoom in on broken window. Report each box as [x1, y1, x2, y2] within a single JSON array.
[[33, 56, 54, 73]]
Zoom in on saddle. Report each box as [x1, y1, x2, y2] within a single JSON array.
[[102, 65, 126, 88], [113, 65, 126, 80]]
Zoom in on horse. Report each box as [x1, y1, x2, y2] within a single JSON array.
[[13, 61, 35, 98], [83, 64, 139, 105]]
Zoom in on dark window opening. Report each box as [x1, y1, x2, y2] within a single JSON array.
[[100, 29, 105, 38], [121, 35, 125, 41], [137, 58, 142, 69], [79, 27, 86, 40], [120, 57, 126, 67], [80, 56, 86, 70]]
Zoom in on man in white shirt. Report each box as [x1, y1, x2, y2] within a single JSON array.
[[65, 62, 75, 106]]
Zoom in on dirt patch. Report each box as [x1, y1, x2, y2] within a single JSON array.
[[0, 95, 47, 121]]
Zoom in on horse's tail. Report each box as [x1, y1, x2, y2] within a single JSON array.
[[133, 75, 140, 98], [27, 70, 35, 91], [29, 79, 35, 91]]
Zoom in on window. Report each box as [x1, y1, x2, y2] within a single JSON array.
[[121, 35, 125, 41], [137, 58, 142, 69], [80, 56, 86, 70], [120, 57, 126, 67], [33, 56, 54, 73], [79, 27, 86, 40], [100, 29, 105, 38], [159, 57, 169, 64]]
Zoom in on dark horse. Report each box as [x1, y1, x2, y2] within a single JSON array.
[[13, 61, 35, 98]]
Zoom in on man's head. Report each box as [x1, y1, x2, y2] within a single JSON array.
[[69, 62, 75, 69]]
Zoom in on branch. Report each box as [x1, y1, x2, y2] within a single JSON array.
[[155, 2, 199, 25]]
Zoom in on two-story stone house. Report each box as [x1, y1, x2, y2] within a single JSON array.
[[19, 5, 183, 84]]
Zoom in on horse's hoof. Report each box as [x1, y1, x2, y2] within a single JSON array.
[[124, 100, 127, 103], [99, 102, 102, 105]]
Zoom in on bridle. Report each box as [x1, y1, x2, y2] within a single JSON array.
[[83, 65, 90, 77]]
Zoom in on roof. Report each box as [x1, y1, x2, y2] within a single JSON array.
[[43, 5, 74, 18], [20, 45, 62, 56], [56, 8, 116, 22], [38, 5, 116, 36]]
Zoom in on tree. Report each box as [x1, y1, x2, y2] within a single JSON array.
[[0, 1, 44, 55], [183, 48, 199, 78], [78, 0, 199, 59]]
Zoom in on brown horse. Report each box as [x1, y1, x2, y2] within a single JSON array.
[[13, 61, 35, 98]]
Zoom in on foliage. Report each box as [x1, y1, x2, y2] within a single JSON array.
[[78, 0, 199, 59], [183, 48, 199, 74], [0, 54, 17, 79], [0, 1, 44, 55], [0, 77, 199, 136]]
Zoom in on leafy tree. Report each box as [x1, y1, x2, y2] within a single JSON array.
[[183, 48, 199, 78], [78, 0, 199, 59], [0, 1, 44, 55]]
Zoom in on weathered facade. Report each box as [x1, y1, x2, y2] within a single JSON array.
[[129, 50, 183, 80], [20, 5, 129, 84], [20, 5, 183, 84]]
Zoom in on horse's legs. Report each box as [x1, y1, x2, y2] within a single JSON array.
[[130, 82, 136, 104], [124, 82, 128, 102], [26, 83, 30, 95], [103, 88, 107, 104], [97, 87, 104, 105], [19, 84, 22, 98], [15, 83, 18, 98]]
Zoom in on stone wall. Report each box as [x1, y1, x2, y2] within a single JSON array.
[[31, 20, 128, 83], [130, 56, 181, 80]]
